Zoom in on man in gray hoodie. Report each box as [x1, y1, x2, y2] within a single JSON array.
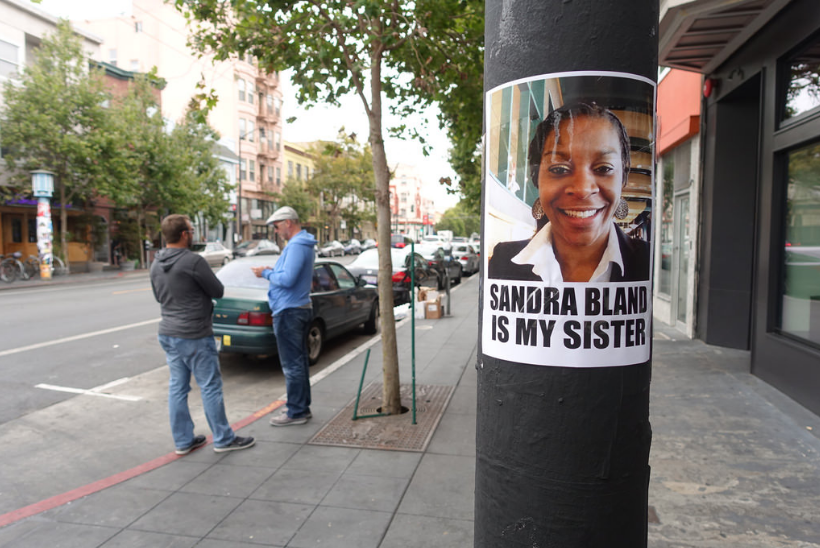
[[150, 214, 254, 454]]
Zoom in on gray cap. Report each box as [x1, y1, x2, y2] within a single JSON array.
[[266, 206, 299, 224]]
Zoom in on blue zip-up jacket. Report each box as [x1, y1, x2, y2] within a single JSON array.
[[261, 229, 317, 316]]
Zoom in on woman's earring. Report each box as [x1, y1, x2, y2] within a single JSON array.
[[532, 200, 544, 220], [614, 198, 629, 220]]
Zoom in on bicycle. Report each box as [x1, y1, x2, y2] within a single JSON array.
[[0, 252, 26, 282], [23, 255, 40, 279]]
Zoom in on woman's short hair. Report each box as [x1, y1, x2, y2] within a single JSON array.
[[161, 214, 191, 244], [527, 102, 631, 188]]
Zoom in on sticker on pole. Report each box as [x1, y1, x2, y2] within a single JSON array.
[[482, 71, 655, 368]]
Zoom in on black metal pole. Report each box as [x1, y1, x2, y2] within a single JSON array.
[[476, 1, 658, 546]]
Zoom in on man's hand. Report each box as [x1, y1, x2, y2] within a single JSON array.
[[251, 266, 271, 278]]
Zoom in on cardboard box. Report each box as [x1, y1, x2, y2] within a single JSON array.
[[418, 286, 437, 303], [425, 298, 442, 319]]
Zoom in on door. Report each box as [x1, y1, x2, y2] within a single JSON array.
[[672, 193, 691, 328]]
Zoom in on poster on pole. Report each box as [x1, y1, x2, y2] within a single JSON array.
[[482, 72, 656, 368]]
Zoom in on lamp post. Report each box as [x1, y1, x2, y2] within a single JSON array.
[[31, 170, 55, 280]]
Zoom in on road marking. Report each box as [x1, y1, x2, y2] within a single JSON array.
[[35, 376, 142, 402], [112, 287, 152, 295], [0, 318, 160, 357]]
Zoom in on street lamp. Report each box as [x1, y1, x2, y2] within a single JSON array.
[[31, 170, 55, 280]]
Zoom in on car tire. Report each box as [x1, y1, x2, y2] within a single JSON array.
[[307, 320, 324, 366], [363, 301, 379, 334], [222, 257, 230, 266]]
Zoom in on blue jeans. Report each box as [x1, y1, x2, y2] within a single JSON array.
[[273, 307, 312, 418], [158, 335, 235, 449]]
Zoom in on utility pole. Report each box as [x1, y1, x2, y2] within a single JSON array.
[[476, 1, 658, 546]]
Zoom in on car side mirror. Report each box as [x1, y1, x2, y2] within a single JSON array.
[[357, 276, 368, 287]]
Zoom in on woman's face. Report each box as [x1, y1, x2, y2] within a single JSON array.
[[537, 115, 625, 250]]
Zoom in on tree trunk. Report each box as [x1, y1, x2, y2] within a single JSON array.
[[369, 43, 402, 415]]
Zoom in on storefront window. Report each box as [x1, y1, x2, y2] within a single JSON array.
[[779, 139, 820, 344], [783, 37, 820, 122]]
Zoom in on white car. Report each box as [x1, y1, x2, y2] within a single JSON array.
[[451, 243, 479, 275], [192, 242, 233, 267]]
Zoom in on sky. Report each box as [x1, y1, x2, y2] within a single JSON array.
[[31, 0, 462, 213]]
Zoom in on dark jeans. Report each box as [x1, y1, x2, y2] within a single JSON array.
[[273, 307, 312, 418]]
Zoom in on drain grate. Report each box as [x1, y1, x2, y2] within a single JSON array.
[[309, 383, 454, 452]]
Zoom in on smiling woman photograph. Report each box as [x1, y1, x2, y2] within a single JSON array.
[[488, 102, 650, 283]]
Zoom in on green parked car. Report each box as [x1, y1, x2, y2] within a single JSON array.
[[212, 255, 379, 365]]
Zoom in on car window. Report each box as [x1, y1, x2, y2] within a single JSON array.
[[328, 264, 356, 289], [191, 244, 206, 252], [313, 265, 339, 292]]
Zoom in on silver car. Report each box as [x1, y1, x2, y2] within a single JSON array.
[[452, 244, 480, 275], [192, 242, 233, 267]]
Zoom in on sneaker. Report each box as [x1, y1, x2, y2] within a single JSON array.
[[213, 436, 255, 453], [175, 435, 207, 455], [270, 411, 310, 426]]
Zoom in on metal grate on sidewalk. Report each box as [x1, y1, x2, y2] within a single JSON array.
[[308, 382, 454, 452]]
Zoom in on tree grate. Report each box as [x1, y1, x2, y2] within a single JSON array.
[[308, 383, 454, 452]]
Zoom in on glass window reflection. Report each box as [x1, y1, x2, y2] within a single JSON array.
[[783, 38, 820, 121], [779, 139, 820, 344]]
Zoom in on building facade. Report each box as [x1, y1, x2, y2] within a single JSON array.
[[77, 0, 283, 247], [660, 0, 820, 415], [389, 165, 436, 241]]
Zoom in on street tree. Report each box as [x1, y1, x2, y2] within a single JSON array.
[[106, 77, 232, 265], [0, 20, 112, 268], [271, 180, 319, 227], [307, 132, 375, 242], [436, 200, 481, 238], [175, 0, 482, 414]]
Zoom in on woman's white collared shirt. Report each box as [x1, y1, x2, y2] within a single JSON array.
[[510, 223, 625, 283]]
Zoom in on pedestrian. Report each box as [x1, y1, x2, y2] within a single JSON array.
[[252, 206, 317, 426], [150, 214, 255, 454]]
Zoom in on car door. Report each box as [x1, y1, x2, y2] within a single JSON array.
[[311, 264, 346, 336], [327, 263, 370, 326]]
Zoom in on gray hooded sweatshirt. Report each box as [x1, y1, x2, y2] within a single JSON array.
[[150, 247, 224, 339]]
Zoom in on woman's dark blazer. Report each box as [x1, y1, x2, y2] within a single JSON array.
[[487, 225, 650, 282]]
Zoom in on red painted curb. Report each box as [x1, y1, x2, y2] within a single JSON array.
[[0, 400, 286, 528]]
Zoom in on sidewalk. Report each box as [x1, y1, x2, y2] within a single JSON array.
[[0, 273, 819, 547], [0, 267, 150, 291]]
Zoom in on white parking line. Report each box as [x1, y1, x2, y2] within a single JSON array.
[[35, 377, 141, 402], [0, 319, 160, 357]]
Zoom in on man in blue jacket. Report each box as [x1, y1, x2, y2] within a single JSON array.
[[252, 206, 317, 426]]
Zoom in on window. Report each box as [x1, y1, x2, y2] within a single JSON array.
[[259, 127, 266, 148], [782, 35, 820, 122], [276, 167, 281, 185], [130, 59, 139, 71], [27, 219, 36, 243], [275, 132, 281, 151], [0, 38, 19, 79], [108, 48, 117, 67], [238, 78, 245, 101], [296, 164, 302, 180], [274, 96, 281, 116], [239, 158, 246, 180], [135, 21, 143, 32], [267, 94, 273, 114], [268, 165, 273, 182], [260, 164, 266, 183], [288, 161, 294, 179], [249, 160, 255, 182], [239, 118, 246, 140], [329, 264, 356, 289], [11, 218, 22, 243], [778, 138, 820, 345], [247, 120, 255, 142], [248, 81, 254, 104]]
